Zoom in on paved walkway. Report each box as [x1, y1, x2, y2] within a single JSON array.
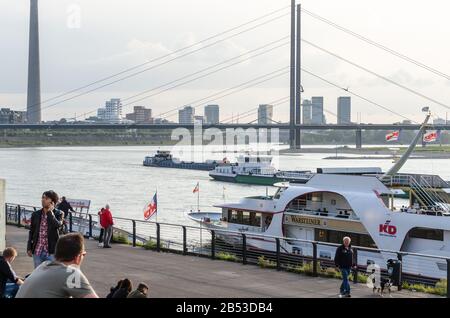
[[6, 225, 440, 298]]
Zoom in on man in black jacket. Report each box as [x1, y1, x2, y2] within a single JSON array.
[[334, 236, 354, 298], [27, 190, 63, 268], [0, 247, 23, 298]]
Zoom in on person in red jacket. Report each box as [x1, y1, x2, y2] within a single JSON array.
[[100, 204, 114, 248]]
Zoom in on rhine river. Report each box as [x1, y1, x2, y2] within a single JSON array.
[[1, 145, 449, 226]]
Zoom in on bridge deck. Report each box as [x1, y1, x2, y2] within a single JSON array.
[[6, 226, 439, 298]]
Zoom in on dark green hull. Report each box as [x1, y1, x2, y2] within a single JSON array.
[[234, 174, 285, 186]]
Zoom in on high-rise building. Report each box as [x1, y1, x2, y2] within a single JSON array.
[[97, 98, 123, 123], [257, 104, 273, 125], [179, 106, 195, 124], [27, 0, 41, 124], [311, 97, 324, 125], [302, 99, 312, 124], [337, 97, 351, 124], [204, 105, 220, 124], [0, 108, 27, 124], [125, 106, 153, 123]]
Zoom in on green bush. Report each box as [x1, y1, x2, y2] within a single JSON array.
[[402, 279, 447, 296], [257, 256, 277, 269], [143, 240, 158, 250], [112, 233, 129, 244], [216, 252, 238, 262]]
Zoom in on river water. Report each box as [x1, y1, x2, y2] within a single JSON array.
[[1, 145, 449, 227]]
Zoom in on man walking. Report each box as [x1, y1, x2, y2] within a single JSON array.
[[100, 204, 114, 248], [16, 233, 98, 298], [334, 236, 354, 298], [27, 191, 64, 268]]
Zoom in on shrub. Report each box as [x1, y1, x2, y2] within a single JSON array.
[[216, 252, 238, 262], [112, 233, 129, 244], [257, 256, 277, 269], [143, 240, 158, 250]]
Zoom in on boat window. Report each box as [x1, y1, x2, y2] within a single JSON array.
[[227, 209, 262, 227], [409, 228, 444, 241], [315, 229, 378, 248]]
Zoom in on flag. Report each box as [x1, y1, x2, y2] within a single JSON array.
[[193, 182, 199, 193], [422, 106, 430, 112], [423, 130, 439, 143], [144, 192, 157, 220], [386, 131, 400, 142]]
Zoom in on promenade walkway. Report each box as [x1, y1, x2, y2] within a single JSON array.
[[6, 226, 439, 298]]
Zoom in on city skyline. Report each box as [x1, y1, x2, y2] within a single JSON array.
[[1, 0, 450, 124]]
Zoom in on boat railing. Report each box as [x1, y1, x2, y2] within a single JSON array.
[[6, 202, 450, 294]]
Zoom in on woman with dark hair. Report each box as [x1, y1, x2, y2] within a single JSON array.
[[111, 279, 132, 298], [106, 280, 123, 298]]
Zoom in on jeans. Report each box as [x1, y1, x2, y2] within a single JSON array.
[[33, 251, 54, 268], [340, 267, 351, 295], [99, 228, 104, 243], [3, 281, 20, 298], [103, 226, 113, 247]]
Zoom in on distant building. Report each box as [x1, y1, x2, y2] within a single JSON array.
[[257, 104, 273, 125], [337, 97, 351, 124], [125, 106, 153, 123], [311, 97, 325, 125], [178, 106, 195, 124], [194, 116, 204, 125], [153, 118, 171, 124], [0, 108, 27, 124], [433, 118, 446, 125], [97, 98, 123, 123], [302, 99, 312, 124], [204, 105, 220, 124]]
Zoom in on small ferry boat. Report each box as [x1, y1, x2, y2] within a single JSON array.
[[209, 155, 313, 185], [143, 150, 220, 171]]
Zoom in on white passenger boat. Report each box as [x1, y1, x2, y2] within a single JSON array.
[[189, 110, 450, 279]]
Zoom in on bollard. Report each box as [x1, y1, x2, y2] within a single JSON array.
[[132, 220, 136, 247], [211, 230, 216, 260], [447, 259, 450, 298], [156, 223, 161, 252], [242, 234, 247, 265], [276, 238, 281, 271], [397, 253, 403, 291], [88, 215, 93, 238], [69, 212, 73, 233], [353, 248, 358, 284], [312, 243, 318, 277], [183, 226, 187, 255], [17, 205, 21, 227]]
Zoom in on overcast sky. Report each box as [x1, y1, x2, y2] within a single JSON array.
[[1, 0, 449, 123]]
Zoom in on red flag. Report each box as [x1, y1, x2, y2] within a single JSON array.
[[423, 130, 439, 143], [144, 192, 157, 220], [193, 182, 199, 193], [386, 131, 399, 142]]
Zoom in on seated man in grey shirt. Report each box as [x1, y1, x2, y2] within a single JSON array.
[[16, 233, 98, 298]]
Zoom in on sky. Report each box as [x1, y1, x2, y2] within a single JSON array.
[[0, 0, 450, 123]]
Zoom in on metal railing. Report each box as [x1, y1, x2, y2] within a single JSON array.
[[5, 202, 450, 297]]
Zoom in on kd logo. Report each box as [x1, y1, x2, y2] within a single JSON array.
[[67, 4, 82, 29]]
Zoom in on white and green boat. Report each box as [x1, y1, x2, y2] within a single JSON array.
[[209, 155, 313, 186]]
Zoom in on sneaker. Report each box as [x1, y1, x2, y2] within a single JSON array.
[[338, 294, 344, 298], [344, 293, 351, 298]]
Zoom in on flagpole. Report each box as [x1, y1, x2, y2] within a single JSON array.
[[197, 182, 200, 212], [156, 188, 158, 223]]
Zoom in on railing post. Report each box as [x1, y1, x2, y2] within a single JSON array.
[[156, 223, 161, 252], [447, 259, 450, 298], [17, 205, 21, 227], [312, 242, 318, 277], [397, 253, 403, 291], [211, 230, 215, 260], [242, 234, 247, 265], [276, 238, 281, 271], [132, 220, 136, 247], [353, 248, 358, 284], [69, 212, 73, 233], [182, 226, 187, 255], [88, 215, 92, 238]]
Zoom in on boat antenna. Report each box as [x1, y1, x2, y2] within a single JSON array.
[[381, 109, 431, 179]]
